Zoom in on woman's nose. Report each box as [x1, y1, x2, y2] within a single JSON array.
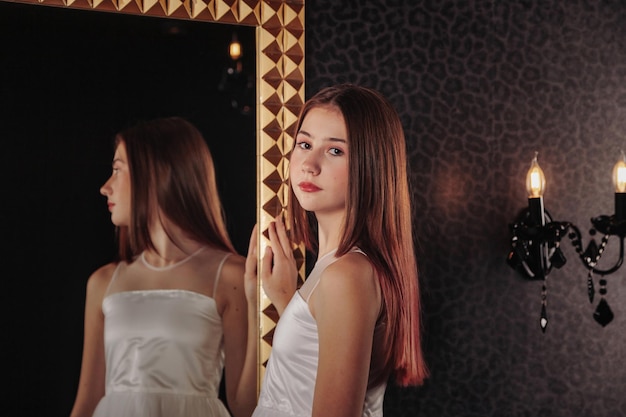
[[301, 154, 320, 175], [100, 178, 111, 196]]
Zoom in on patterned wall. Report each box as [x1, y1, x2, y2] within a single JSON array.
[[305, 1, 626, 416]]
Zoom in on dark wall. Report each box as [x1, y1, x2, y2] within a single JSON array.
[[305, 1, 626, 416], [1, 3, 255, 416]]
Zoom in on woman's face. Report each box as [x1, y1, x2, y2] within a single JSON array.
[[289, 105, 349, 218], [100, 141, 131, 227]]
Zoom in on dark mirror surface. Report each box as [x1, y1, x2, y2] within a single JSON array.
[[1, 2, 255, 415]]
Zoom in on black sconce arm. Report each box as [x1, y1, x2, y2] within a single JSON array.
[[508, 211, 626, 279], [564, 219, 625, 276]]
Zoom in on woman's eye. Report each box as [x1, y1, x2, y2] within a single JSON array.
[[329, 148, 344, 156], [296, 141, 311, 150]]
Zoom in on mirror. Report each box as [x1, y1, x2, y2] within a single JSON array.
[[0, 0, 304, 413]]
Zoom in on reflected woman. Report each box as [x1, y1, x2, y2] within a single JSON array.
[[70, 117, 257, 417]]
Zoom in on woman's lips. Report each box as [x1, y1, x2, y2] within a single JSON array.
[[298, 182, 321, 192]]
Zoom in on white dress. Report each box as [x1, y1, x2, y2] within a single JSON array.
[[91, 248, 232, 417], [252, 248, 387, 417]]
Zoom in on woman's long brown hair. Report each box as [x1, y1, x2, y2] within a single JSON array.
[[289, 84, 428, 386]]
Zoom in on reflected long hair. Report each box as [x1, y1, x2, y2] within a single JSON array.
[[288, 84, 428, 386], [114, 117, 234, 261]]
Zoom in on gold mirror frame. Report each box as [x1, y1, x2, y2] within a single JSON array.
[[3, 0, 304, 388]]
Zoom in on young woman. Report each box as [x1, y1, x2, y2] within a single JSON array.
[[70, 117, 257, 417], [247, 84, 428, 417]]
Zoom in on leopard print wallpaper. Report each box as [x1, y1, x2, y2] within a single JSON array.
[[305, 1, 626, 416]]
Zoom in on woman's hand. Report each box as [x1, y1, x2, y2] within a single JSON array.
[[263, 216, 298, 314], [247, 216, 298, 315]]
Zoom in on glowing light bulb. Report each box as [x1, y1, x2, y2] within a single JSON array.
[[526, 152, 546, 198], [612, 150, 626, 193], [229, 35, 242, 60]]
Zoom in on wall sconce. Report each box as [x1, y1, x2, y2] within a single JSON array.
[[218, 32, 253, 116], [507, 151, 626, 332]]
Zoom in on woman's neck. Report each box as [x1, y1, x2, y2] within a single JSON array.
[[315, 212, 345, 256], [144, 220, 203, 267]]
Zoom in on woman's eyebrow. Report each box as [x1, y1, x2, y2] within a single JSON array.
[[328, 137, 347, 144], [297, 130, 346, 143]]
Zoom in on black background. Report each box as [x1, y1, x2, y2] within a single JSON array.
[[1, 2, 255, 415]]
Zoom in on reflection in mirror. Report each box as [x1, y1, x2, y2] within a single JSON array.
[[1, 2, 255, 414], [2, 1, 305, 415]]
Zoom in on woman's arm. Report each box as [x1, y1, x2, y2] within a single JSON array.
[[69, 263, 115, 417], [218, 254, 258, 417], [310, 254, 382, 417]]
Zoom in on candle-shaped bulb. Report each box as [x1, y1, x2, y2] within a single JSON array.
[[612, 150, 626, 193], [229, 34, 242, 60], [526, 152, 546, 198]]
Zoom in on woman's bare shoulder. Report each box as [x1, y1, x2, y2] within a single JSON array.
[[315, 251, 381, 324], [328, 251, 375, 280], [210, 252, 246, 300], [320, 252, 378, 297], [218, 253, 246, 282], [213, 253, 246, 311], [86, 262, 118, 294]]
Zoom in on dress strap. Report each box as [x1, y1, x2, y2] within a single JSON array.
[[304, 278, 321, 304], [303, 247, 367, 303], [103, 262, 123, 298], [213, 252, 232, 298]]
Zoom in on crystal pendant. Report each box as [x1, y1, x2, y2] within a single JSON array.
[[583, 239, 599, 263], [593, 298, 614, 327], [540, 304, 548, 333]]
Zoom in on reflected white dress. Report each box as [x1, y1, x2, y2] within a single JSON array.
[[252, 248, 387, 417], [92, 247, 232, 417]]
